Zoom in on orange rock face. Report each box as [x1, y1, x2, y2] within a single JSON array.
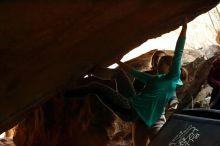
[[14, 96, 115, 146]]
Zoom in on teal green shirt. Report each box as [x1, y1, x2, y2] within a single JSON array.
[[130, 36, 186, 127]]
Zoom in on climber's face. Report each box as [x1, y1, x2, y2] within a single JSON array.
[[158, 62, 170, 74], [157, 56, 173, 74]]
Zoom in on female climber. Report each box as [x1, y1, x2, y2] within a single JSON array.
[[63, 18, 187, 142], [132, 53, 188, 146]]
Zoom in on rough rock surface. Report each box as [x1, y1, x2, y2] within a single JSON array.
[[177, 46, 220, 109], [13, 95, 115, 146], [0, 0, 219, 135], [0, 138, 15, 146], [11, 46, 220, 146]]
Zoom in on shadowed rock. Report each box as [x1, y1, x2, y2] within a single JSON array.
[[0, 0, 219, 134], [13, 95, 115, 146]]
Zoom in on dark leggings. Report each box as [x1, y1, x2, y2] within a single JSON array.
[[64, 68, 139, 122], [211, 88, 220, 109]]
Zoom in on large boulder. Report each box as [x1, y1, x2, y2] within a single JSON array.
[[0, 0, 219, 133]]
